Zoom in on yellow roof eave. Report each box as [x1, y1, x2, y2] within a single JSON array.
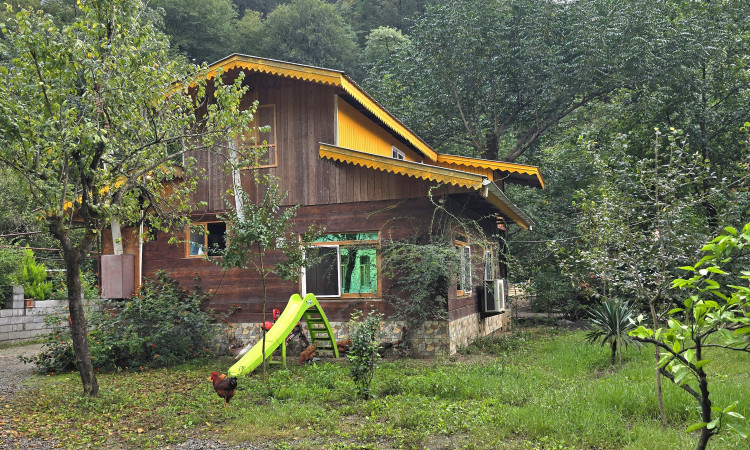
[[320, 144, 481, 189], [436, 154, 545, 189], [204, 54, 438, 162]]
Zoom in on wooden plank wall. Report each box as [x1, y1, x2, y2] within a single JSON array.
[[186, 73, 464, 211], [141, 197, 445, 323]]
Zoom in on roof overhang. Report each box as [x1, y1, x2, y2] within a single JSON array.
[[436, 154, 544, 189], [319, 144, 534, 230], [206, 54, 438, 162]]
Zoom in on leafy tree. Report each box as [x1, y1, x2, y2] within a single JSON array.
[[603, 0, 750, 225], [151, 0, 239, 64], [257, 0, 359, 75], [371, 0, 645, 161], [0, 0, 250, 396], [338, 0, 439, 44], [233, 8, 263, 56], [631, 223, 750, 450], [217, 172, 318, 387], [572, 128, 713, 424]]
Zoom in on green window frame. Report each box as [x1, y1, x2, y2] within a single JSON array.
[[303, 232, 379, 298]]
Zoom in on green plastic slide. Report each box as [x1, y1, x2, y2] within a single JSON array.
[[227, 293, 339, 377]]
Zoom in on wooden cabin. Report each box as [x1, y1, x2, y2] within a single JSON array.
[[101, 54, 544, 355]]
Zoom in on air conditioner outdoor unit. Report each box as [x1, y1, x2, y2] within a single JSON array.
[[482, 279, 506, 314]]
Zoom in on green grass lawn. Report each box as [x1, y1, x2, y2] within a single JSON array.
[[6, 328, 749, 449]]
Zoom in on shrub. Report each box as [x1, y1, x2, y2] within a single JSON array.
[[347, 310, 384, 400], [49, 270, 100, 300], [585, 298, 639, 365], [17, 248, 52, 300], [25, 271, 216, 373], [0, 246, 22, 287]]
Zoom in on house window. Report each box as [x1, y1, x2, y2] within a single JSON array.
[[455, 239, 472, 295], [303, 232, 379, 297], [484, 249, 494, 280], [392, 146, 405, 160], [187, 222, 226, 257], [237, 104, 277, 168]]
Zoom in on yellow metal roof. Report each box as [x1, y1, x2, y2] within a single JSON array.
[[206, 54, 438, 162], [319, 144, 534, 229], [320, 144, 483, 189], [436, 154, 545, 189]]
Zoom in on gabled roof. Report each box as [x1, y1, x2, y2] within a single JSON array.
[[320, 144, 534, 230], [207, 54, 438, 162]]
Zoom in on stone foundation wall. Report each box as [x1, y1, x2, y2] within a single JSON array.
[[448, 311, 510, 354], [217, 315, 505, 358]]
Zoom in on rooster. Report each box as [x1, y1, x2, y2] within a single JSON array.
[[209, 371, 237, 406], [298, 343, 317, 365], [377, 326, 408, 357]]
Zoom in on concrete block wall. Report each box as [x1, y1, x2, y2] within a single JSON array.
[[1, 287, 68, 345]]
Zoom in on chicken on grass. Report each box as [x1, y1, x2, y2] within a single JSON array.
[[209, 371, 237, 406]]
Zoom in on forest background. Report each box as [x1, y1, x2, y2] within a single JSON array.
[[1, 0, 749, 319]]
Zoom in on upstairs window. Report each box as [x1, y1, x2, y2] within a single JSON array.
[[303, 232, 379, 298], [392, 145, 405, 160], [187, 222, 226, 257], [236, 104, 277, 168]]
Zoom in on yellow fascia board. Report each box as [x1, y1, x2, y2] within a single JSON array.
[[204, 54, 438, 162], [320, 144, 483, 189], [208, 54, 343, 87], [436, 154, 545, 189]]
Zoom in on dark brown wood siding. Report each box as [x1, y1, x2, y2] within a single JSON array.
[[142, 197, 448, 323], [185, 73, 470, 211]]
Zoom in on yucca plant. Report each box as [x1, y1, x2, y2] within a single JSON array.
[[585, 298, 639, 365]]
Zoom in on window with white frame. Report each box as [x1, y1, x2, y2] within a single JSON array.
[[187, 222, 226, 257], [303, 232, 379, 297], [391, 145, 405, 160], [484, 249, 495, 280], [455, 239, 472, 295]]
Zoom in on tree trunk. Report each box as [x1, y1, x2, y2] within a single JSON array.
[[649, 300, 666, 426], [482, 131, 499, 161], [49, 219, 98, 397], [610, 340, 617, 365], [64, 251, 99, 397]]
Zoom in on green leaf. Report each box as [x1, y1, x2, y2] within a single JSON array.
[[727, 412, 745, 419], [678, 266, 696, 272], [707, 417, 720, 430], [686, 422, 708, 433], [668, 308, 684, 314], [694, 359, 711, 369], [727, 423, 749, 439], [733, 326, 750, 336]]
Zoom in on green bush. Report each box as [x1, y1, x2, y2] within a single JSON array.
[[25, 271, 217, 373], [17, 248, 52, 300], [347, 310, 384, 400], [0, 246, 22, 288], [49, 270, 100, 300]]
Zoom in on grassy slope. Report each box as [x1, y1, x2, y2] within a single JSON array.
[[5, 328, 749, 449]]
